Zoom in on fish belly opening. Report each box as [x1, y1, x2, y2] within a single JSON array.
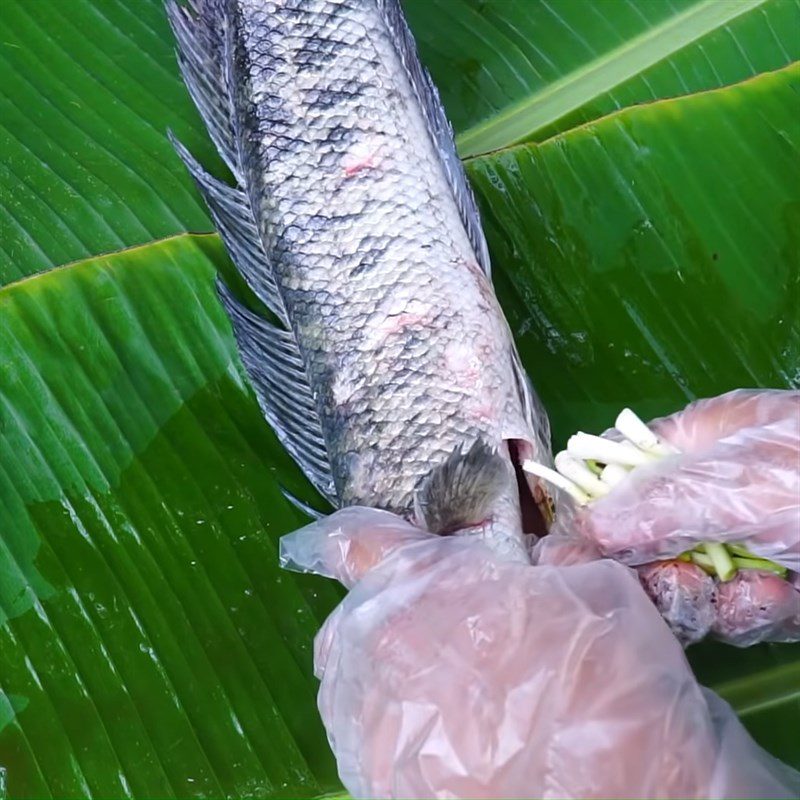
[[507, 439, 548, 536]]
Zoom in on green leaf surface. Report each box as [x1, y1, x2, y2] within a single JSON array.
[[692, 641, 800, 769], [0, 0, 219, 284], [0, 235, 343, 799], [4, 0, 798, 284], [405, 0, 800, 155]]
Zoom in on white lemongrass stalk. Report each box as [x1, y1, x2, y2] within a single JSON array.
[[567, 432, 656, 467], [615, 408, 679, 457], [600, 463, 630, 488], [522, 460, 590, 505], [554, 452, 611, 498]]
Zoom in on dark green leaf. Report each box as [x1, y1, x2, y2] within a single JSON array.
[[469, 63, 800, 443], [0, 0, 218, 284], [5, 0, 797, 283], [0, 235, 343, 798], [405, 0, 800, 155]]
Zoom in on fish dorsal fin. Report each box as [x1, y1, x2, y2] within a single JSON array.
[[511, 347, 553, 463], [169, 135, 289, 326], [217, 281, 338, 505], [167, 1, 337, 506], [377, 0, 492, 277], [166, 0, 241, 181]]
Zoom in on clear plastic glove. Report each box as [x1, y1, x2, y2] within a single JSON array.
[[281, 507, 800, 799], [569, 389, 800, 646]]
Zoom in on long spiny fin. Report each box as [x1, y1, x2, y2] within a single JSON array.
[[170, 135, 289, 326], [217, 282, 337, 505], [414, 440, 507, 534], [166, 0, 241, 180], [167, 0, 337, 505], [280, 488, 326, 521], [378, 0, 492, 277]]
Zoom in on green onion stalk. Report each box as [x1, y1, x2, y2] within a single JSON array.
[[523, 409, 786, 582]]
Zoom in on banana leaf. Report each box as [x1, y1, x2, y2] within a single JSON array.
[[0, 1, 798, 796], [0, 0, 222, 283], [404, 0, 800, 154], [0, 236, 343, 797], [469, 63, 800, 443]]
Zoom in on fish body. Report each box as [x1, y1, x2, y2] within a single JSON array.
[[168, 0, 550, 560]]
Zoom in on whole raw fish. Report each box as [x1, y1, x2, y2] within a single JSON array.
[[167, 0, 550, 561]]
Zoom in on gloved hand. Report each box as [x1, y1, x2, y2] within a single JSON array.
[[281, 507, 799, 799], [567, 389, 800, 646]]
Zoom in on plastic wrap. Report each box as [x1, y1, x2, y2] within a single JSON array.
[[712, 570, 800, 646], [559, 389, 800, 646], [634, 562, 800, 648], [636, 560, 717, 647], [281, 508, 800, 799], [576, 389, 799, 571]]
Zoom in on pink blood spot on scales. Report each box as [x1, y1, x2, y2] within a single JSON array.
[[445, 342, 481, 383], [464, 260, 484, 278], [470, 402, 496, 423], [363, 310, 430, 350], [443, 342, 497, 420], [382, 313, 425, 335], [342, 143, 382, 177]]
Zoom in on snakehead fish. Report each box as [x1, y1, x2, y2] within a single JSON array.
[[166, 0, 551, 562]]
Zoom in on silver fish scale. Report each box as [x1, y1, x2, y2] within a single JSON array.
[[234, 0, 533, 514]]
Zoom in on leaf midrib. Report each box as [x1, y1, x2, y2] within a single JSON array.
[[715, 661, 800, 717], [455, 0, 768, 157], [0, 232, 218, 295]]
